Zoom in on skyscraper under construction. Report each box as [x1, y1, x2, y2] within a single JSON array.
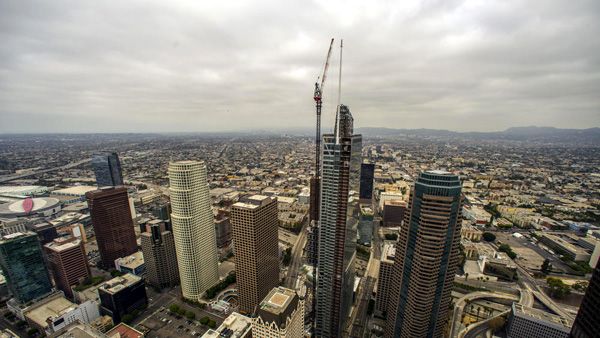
[[315, 105, 362, 337], [385, 170, 463, 338]]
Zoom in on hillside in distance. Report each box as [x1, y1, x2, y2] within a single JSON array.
[[356, 126, 600, 144]]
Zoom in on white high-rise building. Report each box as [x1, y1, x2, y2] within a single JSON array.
[[168, 161, 219, 301]]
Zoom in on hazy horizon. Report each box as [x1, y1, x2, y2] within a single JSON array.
[[1, 1, 599, 133]]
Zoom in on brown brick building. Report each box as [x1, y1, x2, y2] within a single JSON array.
[[44, 237, 90, 300], [231, 195, 280, 315], [86, 187, 137, 270]]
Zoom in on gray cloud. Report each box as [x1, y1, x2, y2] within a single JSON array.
[[0, 0, 599, 133]]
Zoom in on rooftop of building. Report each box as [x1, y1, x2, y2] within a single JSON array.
[[52, 186, 98, 196], [48, 212, 88, 226], [233, 194, 274, 209], [106, 323, 144, 338], [382, 243, 396, 263], [259, 287, 297, 315], [169, 160, 204, 167], [115, 251, 145, 269], [201, 312, 252, 338], [51, 321, 106, 338], [360, 205, 374, 215], [85, 186, 126, 198], [0, 185, 48, 198], [542, 233, 589, 255], [99, 274, 141, 295], [0, 197, 60, 216], [427, 169, 452, 175], [512, 303, 572, 329], [24, 295, 77, 329], [0, 231, 35, 243], [384, 200, 406, 206], [45, 237, 82, 252]]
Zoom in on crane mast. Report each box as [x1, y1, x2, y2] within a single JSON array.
[[313, 38, 334, 179]]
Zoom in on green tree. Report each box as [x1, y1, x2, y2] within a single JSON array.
[[186, 311, 196, 320], [122, 314, 134, 324], [208, 319, 217, 328], [200, 317, 210, 325], [572, 281, 589, 292], [282, 247, 292, 266], [169, 304, 180, 313], [547, 277, 571, 299], [482, 232, 496, 242], [177, 308, 187, 316], [541, 259, 552, 274], [498, 244, 517, 259]]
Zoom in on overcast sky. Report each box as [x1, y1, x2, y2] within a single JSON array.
[[1, 0, 599, 133]]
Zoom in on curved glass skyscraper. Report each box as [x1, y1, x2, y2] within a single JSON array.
[[385, 170, 463, 338]]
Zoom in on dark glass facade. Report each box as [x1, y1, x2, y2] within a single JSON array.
[[0, 232, 53, 304], [385, 171, 463, 338], [91, 152, 124, 187], [99, 274, 148, 324], [359, 163, 375, 200], [570, 258, 600, 338]]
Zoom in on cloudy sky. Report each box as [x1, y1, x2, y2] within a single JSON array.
[[1, 0, 599, 133]]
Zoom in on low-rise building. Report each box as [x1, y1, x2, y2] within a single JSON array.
[[540, 234, 591, 262], [106, 323, 144, 338], [382, 200, 406, 227], [98, 274, 147, 324], [506, 303, 572, 338], [24, 294, 100, 335], [462, 206, 492, 226], [461, 224, 482, 241], [478, 252, 518, 281], [202, 312, 252, 338], [114, 251, 146, 277], [51, 186, 98, 204]]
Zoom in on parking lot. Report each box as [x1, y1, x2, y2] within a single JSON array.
[[140, 307, 209, 338], [494, 232, 571, 273], [137, 302, 224, 338]]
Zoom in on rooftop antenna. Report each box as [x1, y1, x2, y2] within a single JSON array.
[[334, 39, 343, 143]]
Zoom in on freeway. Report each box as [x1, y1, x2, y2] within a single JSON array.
[[460, 310, 510, 338], [514, 263, 574, 320], [0, 159, 91, 183], [450, 291, 518, 338]]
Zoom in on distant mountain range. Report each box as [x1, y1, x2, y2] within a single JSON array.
[[354, 126, 600, 144]]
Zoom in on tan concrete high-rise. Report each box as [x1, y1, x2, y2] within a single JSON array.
[[168, 161, 219, 301], [385, 170, 463, 338], [231, 195, 280, 315]]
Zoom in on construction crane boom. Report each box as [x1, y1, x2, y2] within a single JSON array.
[[313, 38, 334, 179]]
